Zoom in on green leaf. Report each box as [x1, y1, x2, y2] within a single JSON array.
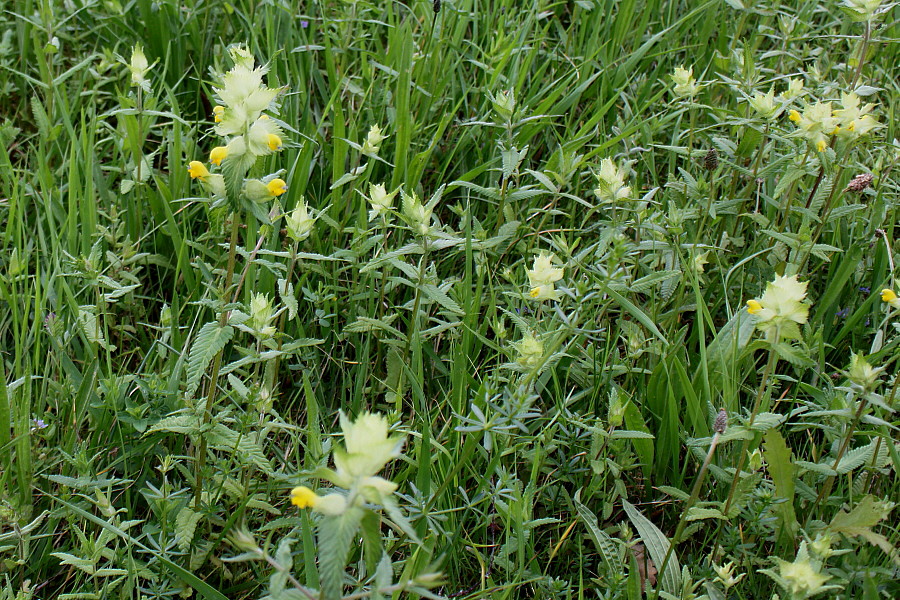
[[176, 506, 203, 552], [318, 507, 365, 600], [573, 490, 622, 577], [186, 321, 234, 399], [622, 499, 681, 595], [764, 429, 799, 540], [278, 278, 298, 320]]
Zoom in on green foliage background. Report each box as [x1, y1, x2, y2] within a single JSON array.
[[0, 0, 898, 598]]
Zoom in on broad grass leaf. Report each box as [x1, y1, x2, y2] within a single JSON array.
[[622, 499, 681, 595], [573, 490, 622, 576]]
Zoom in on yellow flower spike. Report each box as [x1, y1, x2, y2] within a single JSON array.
[[746, 299, 763, 314], [212, 105, 224, 123], [187, 161, 210, 180], [266, 133, 283, 151], [209, 146, 228, 166], [290, 486, 318, 509], [788, 109, 801, 123], [267, 178, 287, 197]]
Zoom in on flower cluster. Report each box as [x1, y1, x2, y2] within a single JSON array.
[[593, 158, 631, 204], [188, 44, 289, 205], [526, 251, 564, 301], [746, 274, 810, 342], [788, 93, 879, 152], [291, 412, 405, 516]]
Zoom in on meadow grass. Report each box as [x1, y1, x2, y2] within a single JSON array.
[[1, 0, 899, 598]]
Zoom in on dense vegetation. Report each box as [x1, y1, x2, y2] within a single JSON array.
[[1, 0, 898, 598]]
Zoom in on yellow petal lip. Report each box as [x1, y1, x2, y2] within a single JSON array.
[[212, 105, 224, 123], [746, 299, 762, 314], [788, 109, 801, 123], [209, 146, 228, 166], [266, 133, 283, 151], [188, 160, 210, 180], [267, 178, 287, 196], [881, 289, 898, 302], [290, 486, 318, 508]]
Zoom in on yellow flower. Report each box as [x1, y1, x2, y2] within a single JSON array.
[[290, 486, 318, 508], [187, 161, 210, 180], [212, 105, 224, 123], [834, 92, 879, 140], [526, 251, 564, 301], [779, 558, 830, 597], [746, 274, 810, 341], [360, 124, 387, 156], [593, 158, 631, 204], [671, 65, 700, 98], [266, 133, 283, 151], [290, 486, 347, 516], [790, 102, 838, 153], [367, 183, 397, 221], [333, 412, 404, 482], [266, 178, 288, 197], [209, 146, 228, 166], [881, 288, 900, 309]]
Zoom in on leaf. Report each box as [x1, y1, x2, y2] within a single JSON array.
[[573, 490, 622, 576], [278, 278, 298, 320], [764, 429, 799, 540], [420, 283, 464, 315], [185, 321, 234, 399], [51, 552, 96, 574], [622, 499, 681, 595], [176, 506, 203, 552], [749, 412, 786, 431], [207, 423, 274, 475], [318, 507, 365, 600], [685, 507, 727, 521]]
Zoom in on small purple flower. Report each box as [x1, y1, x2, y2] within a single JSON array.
[[859, 286, 870, 294], [300, 20, 309, 28], [31, 418, 48, 431], [835, 307, 850, 319]]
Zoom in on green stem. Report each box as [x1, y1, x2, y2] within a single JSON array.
[[194, 212, 241, 509], [721, 348, 777, 517]]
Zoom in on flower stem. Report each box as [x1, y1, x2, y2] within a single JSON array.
[[194, 211, 241, 509]]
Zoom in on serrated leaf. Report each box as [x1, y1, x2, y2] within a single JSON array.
[[318, 507, 365, 600], [278, 278, 298, 320], [764, 429, 798, 540], [749, 412, 786, 431], [146, 413, 200, 436], [622, 499, 680, 595], [186, 321, 234, 399], [176, 506, 203, 552], [420, 283, 464, 315], [834, 439, 877, 474], [51, 552, 96, 574], [207, 423, 273, 475], [685, 507, 726, 521]]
